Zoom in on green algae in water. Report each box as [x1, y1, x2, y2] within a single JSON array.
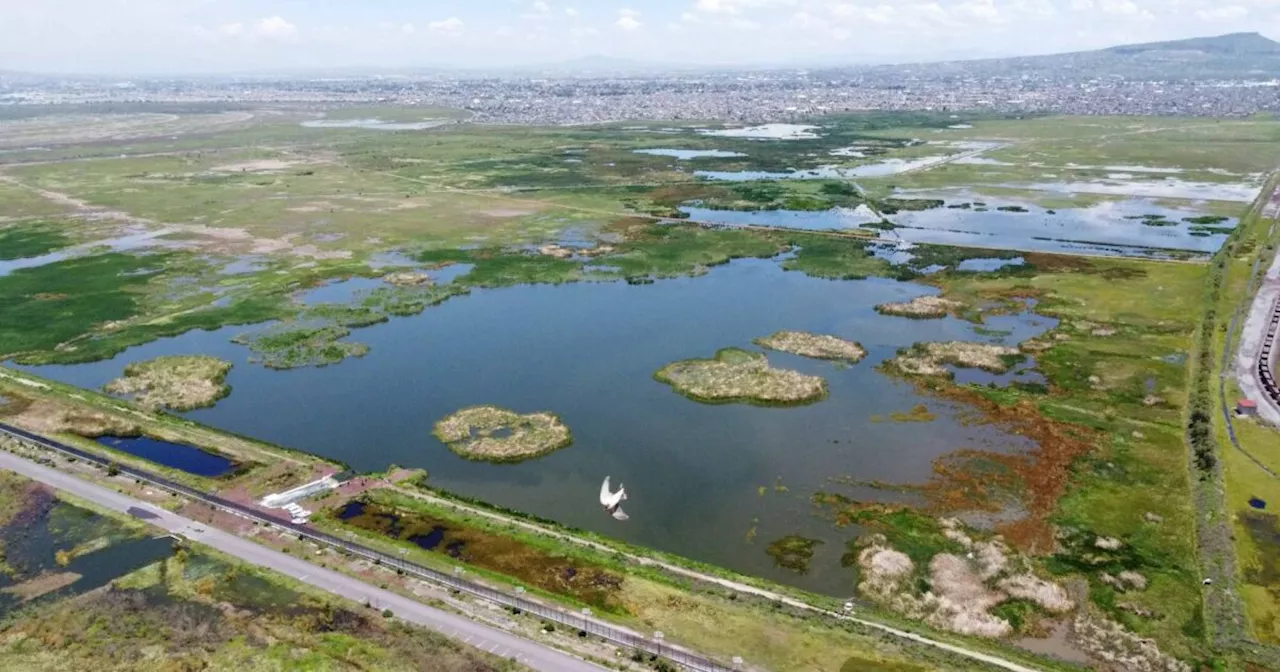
[[766, 535, 824, 574]]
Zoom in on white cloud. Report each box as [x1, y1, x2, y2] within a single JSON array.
[[252, 16, 299, 41], [565, 7, 579, 17], [616, 9, 642, 31], [428, 17, 464, 33], [216, 16, 298, 42], [532, 0, 551, 13], [1196, 5, 1249, 21]]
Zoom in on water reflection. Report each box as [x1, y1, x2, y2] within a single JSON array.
[[26, 258, 1055, 594]]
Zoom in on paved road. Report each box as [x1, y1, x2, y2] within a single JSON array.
[[0, 450, 604, 672]]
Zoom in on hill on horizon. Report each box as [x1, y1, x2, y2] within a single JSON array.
[[846, 32, 1280, 81]]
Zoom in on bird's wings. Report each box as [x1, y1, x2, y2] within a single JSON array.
[[611, 507, 629, 521], [599, 476, 614, 507]]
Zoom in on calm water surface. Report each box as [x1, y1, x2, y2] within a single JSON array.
[[683, 197, 1232, 257], [95, 436, 237, 477], [25, 259, 1054, 594]]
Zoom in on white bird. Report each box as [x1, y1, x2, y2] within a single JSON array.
[[599, 476, 629, 521]]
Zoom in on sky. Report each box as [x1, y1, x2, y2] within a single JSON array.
[[1, 0, 1278, 74]]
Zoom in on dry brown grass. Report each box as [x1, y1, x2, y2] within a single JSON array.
[[754, 330, 866, 362], [654, 347, 827, 405], [875, 295, 966, 319], [433, 405, 573, 462], [104, 355, 232, 411]]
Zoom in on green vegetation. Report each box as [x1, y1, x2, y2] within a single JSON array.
[[0, 253, 164, 359], [0, 549, 521, 671], [765, 535, 824, 574], [233, 324, 369, 369], [332, 495, 625, 612], [0, 225, 69, 261]]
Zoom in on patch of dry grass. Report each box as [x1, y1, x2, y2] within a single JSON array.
[[654, 347, 827, 406], [104, 355, 232, 411], [875, 296, 965, 319], [433, 405, 573, 463], [754, 330, 866, 362], [885, 342, 1022, 378]]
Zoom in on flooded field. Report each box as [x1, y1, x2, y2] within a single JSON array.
[[300, 118, 448, 131], [22, 257, 1053, 594], [633, 148, 747, 160], [0, 478, 172, 617], [682, 196, 1233, 257]]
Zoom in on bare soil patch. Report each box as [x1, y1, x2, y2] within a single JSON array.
[[1, 571, 81, 602]]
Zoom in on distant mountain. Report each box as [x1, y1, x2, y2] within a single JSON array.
[[1105, 32, 1280, 56], [845, 32, 1280, 81]]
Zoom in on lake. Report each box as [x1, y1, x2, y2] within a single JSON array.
[[23, 257, 1054, 595]]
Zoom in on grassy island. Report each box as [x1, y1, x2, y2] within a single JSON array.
[[104, 355, 232, 411], [232, 325, 370, 369], [884, 341, 1023, 378], [875, 295, 965, 319], [433, 405, 573, 463], [754, 330, 866, 362], [381, 271, 432, 286], [654, 348, 827, 406]]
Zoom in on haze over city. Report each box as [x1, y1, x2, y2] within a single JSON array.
[[4, 0, 1280, 73]]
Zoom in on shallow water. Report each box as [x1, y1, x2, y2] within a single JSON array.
[[682, 197, 1232, 257], [697, 124, 819, 140], [301, 118, 447, 131], [0, 229, 177, 277], [25, 258, 1053, 595], [633, 149, 747, 160], [1027, 177, 1260, 203], [694, 155, 953, 181], [0, 498, 172, 616], [681, 205, 881, 231]]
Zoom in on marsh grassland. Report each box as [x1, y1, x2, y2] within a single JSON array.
[[4, 107, 1280, 670]]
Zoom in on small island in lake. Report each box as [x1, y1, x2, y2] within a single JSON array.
[[655, 348, 828, 406], [884, 341, 1023, 378], [875, 295, 964, 319], [104, 355, 233, 411], [754, 331, 866, 363], [433, 405, 573, 463]]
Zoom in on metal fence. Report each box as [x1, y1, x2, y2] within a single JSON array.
[[0, 422, 737, 672]]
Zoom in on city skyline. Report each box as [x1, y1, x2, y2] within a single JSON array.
[[3, 0, 1280, 75]]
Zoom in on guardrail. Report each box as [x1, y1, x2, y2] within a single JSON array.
[[1258, 295, 1280, 405], [0, 421, 737, 672]]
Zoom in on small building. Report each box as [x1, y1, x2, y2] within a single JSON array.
[[1237, 399, 1259, 416]]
